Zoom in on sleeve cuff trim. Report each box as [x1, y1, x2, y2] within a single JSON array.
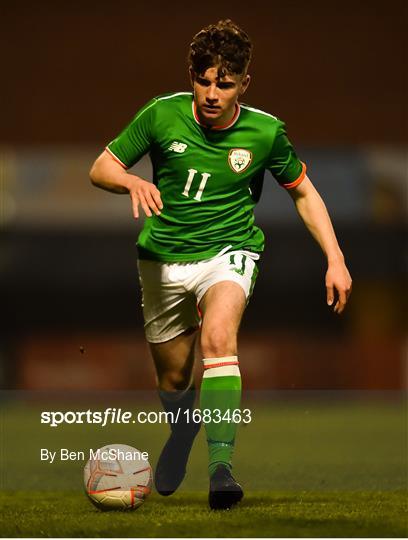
[[282, 162, 307, 189], [104, 147, 128, 170]]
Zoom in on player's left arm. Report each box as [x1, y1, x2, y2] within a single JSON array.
[[287, 175, 352, 314]]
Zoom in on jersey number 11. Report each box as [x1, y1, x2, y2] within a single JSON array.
[[182, 169, 211, 202]]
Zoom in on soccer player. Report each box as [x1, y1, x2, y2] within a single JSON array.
[[90, 19, 352, 509]]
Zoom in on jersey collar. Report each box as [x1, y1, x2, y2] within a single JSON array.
[[192, 101, 241, 130]]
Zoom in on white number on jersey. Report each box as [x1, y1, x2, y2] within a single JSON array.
[[182, 169, 211, 201]]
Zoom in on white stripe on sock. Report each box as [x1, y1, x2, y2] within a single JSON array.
[[203, 365, 240, 378]]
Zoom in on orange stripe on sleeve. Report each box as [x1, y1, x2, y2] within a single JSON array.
[[104, 147, 128, 170], [282, 162, 307, 190]]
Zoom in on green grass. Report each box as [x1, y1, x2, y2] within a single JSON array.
[[1, 490, 407, 537], [1, 392, 407, 536]]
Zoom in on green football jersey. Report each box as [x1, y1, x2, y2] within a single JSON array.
[[107, 92, 305, 262]]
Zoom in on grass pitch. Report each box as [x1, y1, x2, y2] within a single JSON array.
[[1, 392, 407, 537], [1, 490, 407, 537]]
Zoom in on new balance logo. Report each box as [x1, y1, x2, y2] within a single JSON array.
[[168, 141, 187, 153]]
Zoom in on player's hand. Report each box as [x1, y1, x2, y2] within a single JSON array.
[[325, 260, 352, 314], [128, 176, 163, 218]]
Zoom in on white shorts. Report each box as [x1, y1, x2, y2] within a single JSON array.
[[138, 249, 259, 343]]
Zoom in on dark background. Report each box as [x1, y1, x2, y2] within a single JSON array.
[[1, 0, 407, 390], [2, 0, 407, 145]]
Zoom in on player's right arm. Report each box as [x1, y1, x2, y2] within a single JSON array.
[[89, 97, 162, 218], [89, 151, 163, 218]]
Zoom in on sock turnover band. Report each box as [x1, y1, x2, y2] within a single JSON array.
[[203, 356, 240, 378]]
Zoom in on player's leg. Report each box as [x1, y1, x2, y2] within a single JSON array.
[[150, 327, 198, 448], [137, 259, 203, 495], [150, 328, 198, 440], [149, 328, 201, 495], [150, 326, 197, 392], [200, 280, 246, 357], [199, 281, 247, 509]]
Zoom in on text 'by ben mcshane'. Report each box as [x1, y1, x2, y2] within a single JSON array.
[[40, 448, 149, 463]]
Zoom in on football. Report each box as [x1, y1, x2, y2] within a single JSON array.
[[84, 443, 152, 510]]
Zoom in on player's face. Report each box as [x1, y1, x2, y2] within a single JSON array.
[[190, 66, 250, 127]]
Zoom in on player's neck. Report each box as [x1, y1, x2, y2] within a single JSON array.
[[193, 102, 240, 130]]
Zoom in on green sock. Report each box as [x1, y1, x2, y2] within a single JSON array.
[[200, 356, 241, 476]]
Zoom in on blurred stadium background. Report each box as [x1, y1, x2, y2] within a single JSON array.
[[0, 0, 406, 393]]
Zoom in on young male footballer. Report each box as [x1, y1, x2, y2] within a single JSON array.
[[90, 19, 352, 510]]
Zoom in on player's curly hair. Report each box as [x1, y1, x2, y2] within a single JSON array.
[[188, 19, 252, 77]]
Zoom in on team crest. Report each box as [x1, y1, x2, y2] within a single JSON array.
[[228, 149, 252, 173]]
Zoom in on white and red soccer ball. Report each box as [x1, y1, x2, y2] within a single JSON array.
[[84, 444, 152, 510]]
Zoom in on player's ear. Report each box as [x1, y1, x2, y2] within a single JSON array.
[[240, 74, 251, 95]]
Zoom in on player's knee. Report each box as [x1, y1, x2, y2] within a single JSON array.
[[157, 369, 191, 392], [201, 326, 236, 358]]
